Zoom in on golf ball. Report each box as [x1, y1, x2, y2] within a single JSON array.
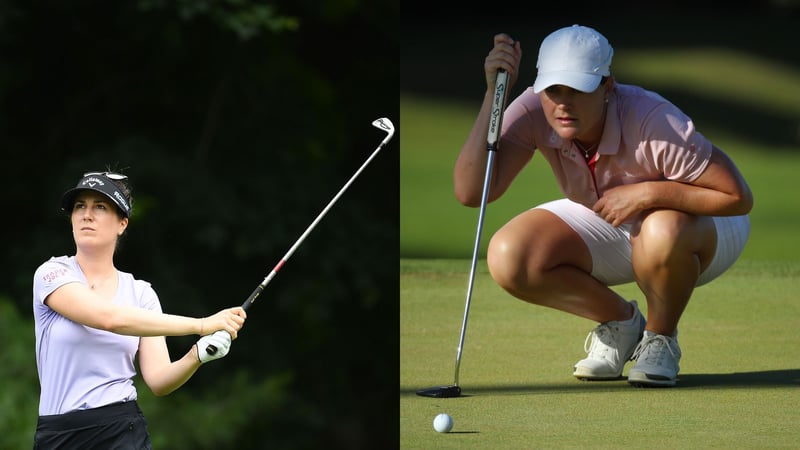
[[433, 413, 453, 433]]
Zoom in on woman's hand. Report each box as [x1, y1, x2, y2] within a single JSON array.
[[593, 183, 651, 227], [485, 33, 522, 92], [200, 307, 247, 339]]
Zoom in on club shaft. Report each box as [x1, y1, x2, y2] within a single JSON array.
[[452, 69, 509, 387], [249, 141, 388, 308], [206, 123, 393, 355], [453, 149, 496, 386]]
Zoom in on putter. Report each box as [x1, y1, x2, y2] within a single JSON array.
[[206, 117, 395, 355], [417, 69, 510, 398]]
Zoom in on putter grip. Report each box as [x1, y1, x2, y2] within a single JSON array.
[[487, 69, 509, 150]]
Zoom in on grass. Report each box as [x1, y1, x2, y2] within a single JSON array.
[[613, 48, 800, 116], [400, 259, 800, 449], [400, 43, 800, 448]]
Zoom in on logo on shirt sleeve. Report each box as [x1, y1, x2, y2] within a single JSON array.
[[42, 268, 70, 283]]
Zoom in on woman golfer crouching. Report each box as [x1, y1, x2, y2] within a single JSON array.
[[456, 25, 752, 387]]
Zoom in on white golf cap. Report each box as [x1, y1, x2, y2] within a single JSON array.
[[533, 25, 613, 94]]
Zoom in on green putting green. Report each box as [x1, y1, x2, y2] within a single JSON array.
[[401, 259, 800, 448]]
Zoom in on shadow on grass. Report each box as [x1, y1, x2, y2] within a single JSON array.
[[678, 369, 800, 389], [402, 369, 800, 396]]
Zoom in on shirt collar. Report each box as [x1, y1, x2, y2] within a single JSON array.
[[598, 88, 621, 156]]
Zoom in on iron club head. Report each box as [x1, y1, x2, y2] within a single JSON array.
[[372, 117, 395, 144]]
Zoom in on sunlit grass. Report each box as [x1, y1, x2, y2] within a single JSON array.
[[614, 48, 800, 116]]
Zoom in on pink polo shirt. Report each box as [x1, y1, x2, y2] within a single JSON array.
[[500, 83, 712, 209]]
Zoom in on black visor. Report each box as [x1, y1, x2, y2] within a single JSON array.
[[61, 173, 132, 217]]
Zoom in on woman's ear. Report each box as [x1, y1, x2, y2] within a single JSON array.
[[605, 75, 616, 94], [118, 217, 128, 236]]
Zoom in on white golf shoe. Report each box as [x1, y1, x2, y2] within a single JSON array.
[[628, 330, 681, 387], [573, 301, 646, 380]]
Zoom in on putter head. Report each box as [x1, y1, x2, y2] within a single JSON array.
[[372, 117, 395, 144], [416, 385, 462, 398]]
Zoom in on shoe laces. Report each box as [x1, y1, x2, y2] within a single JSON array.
[[632, 334, 679, 365], [583, 324, 614, 356]]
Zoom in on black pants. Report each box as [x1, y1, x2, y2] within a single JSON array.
[[34, 401, 152, 450]]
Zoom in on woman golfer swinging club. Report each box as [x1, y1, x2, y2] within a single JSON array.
[[33, 170, 247, 448]]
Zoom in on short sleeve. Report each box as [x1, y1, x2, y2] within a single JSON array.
[[33, 257, 82, 306], [134, 279, 162, 313], [642, 103, 712, 183]]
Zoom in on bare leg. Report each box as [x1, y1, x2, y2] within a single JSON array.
[[487, 208, 631, 323], [630, 210, 717, 336]]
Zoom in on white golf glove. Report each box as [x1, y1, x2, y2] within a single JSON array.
[[196, 330, 232, 364]]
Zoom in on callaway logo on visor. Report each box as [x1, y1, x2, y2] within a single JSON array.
[[83, 177, 105, 188]]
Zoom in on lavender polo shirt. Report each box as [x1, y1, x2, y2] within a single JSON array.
[[33, 255, 161, 416], [501, 83, 713, 209]]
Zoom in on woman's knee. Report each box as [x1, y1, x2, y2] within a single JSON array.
[[632, 209, 716, 266], [636, 210, 691, 243], [487, 209, 587, 292], [487, 228, 529, 291]]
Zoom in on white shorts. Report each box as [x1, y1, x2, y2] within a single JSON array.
[[536, 199, 750, 286]]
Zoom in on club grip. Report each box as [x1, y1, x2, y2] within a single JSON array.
[[205, 285, 262, 355], [487, 69, 509, 151]]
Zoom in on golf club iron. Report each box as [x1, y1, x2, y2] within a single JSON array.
[[206, 117, 395, 355]]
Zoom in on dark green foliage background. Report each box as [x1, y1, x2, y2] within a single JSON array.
[[0, 1, 398, 448]]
